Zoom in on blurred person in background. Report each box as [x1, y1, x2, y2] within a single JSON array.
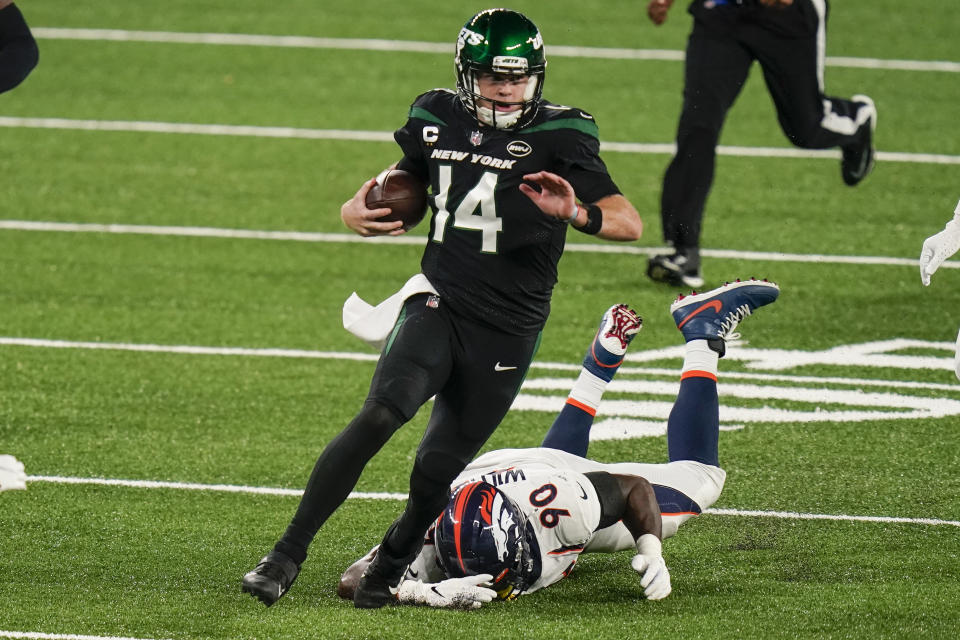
[[644, 0, 875, 288]]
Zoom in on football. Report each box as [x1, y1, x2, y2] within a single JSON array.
[[365, 169, 428, 231]]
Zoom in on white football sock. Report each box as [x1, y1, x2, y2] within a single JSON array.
[[681, 339, 719, 381], [567, 368, 608, 416]]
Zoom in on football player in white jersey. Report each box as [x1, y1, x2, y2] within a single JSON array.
[[919, 198, 960, 380], [338, 278, 780, 608]]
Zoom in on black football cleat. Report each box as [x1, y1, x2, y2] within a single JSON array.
[[647, 247, 704, 288], [841, 95, 877, 186], [353, 547, 408, 609], [241, 551, 300, 607], [353, 567, 399, 609]]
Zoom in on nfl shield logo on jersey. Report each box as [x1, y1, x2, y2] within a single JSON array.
[[470, 130, 484, 146]]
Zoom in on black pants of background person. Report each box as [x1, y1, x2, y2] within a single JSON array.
[[0, 1, 39, 94], [659, 0, 869, 265]]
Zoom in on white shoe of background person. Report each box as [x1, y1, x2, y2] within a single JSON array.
[[0, 454, 26, 492]]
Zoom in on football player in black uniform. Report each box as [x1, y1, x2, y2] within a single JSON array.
[[0, 0, 38, 94], [242, 8, 643, 609]]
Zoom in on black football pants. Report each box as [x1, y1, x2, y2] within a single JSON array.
[[275, 293, 539, 572], [661, 0, 868, 249]]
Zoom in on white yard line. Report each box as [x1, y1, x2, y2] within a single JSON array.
[[0, 632, 172, 640], [27, 475, 399, 500], [1, 116, 958, 166], [2, 336, 959, 390], [0, 337, 382, 362], [1, 219, 953, 270], [0, 219, 422, 245], [30, 28, 960, 74], [23, 475, 960, 528], [706, 508, 960, 528], [0, 116, 395, 142]]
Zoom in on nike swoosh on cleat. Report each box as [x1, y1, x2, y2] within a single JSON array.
[[494, 362, 518, 372], [677, 300, 722, 329]]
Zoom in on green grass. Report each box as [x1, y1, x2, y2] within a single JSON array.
[[2, 1, 959, 639]]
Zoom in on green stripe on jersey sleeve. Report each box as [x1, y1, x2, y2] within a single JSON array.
[[522, 118, 599, 138], [409, 106, 447, 126]]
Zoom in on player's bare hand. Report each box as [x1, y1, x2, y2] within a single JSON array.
[[758, 0, 794, 7], [519, 171, 577, 222], [341, 178, 406, 237], [647, 0, 674, 25]]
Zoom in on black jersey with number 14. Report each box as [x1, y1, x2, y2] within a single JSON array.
[[394, 89, 621, 336]]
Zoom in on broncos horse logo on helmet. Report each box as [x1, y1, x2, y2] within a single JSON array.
[[434, 480, 542, 599], [454, 8, 547, 131]]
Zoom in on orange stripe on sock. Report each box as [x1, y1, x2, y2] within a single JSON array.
[[565, 397, 597, 416], [680, 370, 717, 381]]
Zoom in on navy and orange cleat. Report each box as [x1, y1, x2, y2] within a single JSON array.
[[583, 304, 643, 382], [670, 279, 779, 352]]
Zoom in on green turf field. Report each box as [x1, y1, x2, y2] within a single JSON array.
[[1, 1, 959, 638]]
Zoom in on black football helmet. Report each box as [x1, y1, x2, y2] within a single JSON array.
[[454, 8, 547, 130], [434, 481, 541, 599]]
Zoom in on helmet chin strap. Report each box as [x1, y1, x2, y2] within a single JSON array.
[[469, 75, 538, 130], [476, 104, 522, 129]]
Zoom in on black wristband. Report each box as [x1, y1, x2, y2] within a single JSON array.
[[575, 203, 603, 235]]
